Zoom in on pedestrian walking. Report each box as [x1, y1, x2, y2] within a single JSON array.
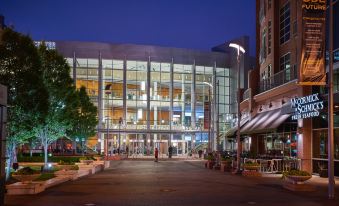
[[154, 148, 159, 162], [126, 146, 129, 158]]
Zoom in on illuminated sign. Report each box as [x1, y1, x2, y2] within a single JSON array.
[[291, 93, 324, 120], [34, 41, 56, 50]]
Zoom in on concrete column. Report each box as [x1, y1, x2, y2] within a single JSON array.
[[147, 56, 151, 154], [181, 73, 185, 127], [297, 87, 312, 173], [191, 61, 196, 150], [98, 52, 105, 153], [123, 58, 127, 126], [169, 58, 174, 146], [298, 118, 312, 173]]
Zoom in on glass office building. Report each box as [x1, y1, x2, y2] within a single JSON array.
[[52, 41, 243, 156]]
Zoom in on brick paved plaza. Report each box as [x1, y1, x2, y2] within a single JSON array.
[[5, 160, 339, 206]]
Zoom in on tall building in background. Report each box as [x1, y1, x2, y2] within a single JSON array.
[[44, 40, 250, 156], [237, 0, 338, 175]]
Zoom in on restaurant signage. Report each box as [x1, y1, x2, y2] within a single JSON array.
[[291, 93, 324, 120], [299, 0, 326, 85]]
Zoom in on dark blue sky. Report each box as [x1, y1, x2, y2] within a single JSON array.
[[1, 0, 256, 55]]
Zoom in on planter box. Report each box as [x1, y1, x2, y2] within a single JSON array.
[[206, 161, 215, 169], [55, 170, 79, 180], [42, 176, 71, 189], [243, 165, 260, 171], [6, 182, 45, 195], [220, 163, 232, 172], [285, 175, 312, 184], [80, 160, 94, 165], [283, 181, 316, 192], [12, 174, 41, 183], [242, 170, 262, 177], [57, 164, 76, 171]]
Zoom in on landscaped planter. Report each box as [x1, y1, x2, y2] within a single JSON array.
[[220, 161, 232, 172], [243, 165, 260, 171], [12, 174, 41, 183], [58, 164, 77, 171], [285, 175, 312, 184], [80, 160, 94, 165]]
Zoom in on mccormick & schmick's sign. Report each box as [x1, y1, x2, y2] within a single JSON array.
[[291, 93, 324, 120]]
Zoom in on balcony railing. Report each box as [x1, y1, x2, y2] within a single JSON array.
[[259, 66, 297, 93], [243, 88, 250, 100]]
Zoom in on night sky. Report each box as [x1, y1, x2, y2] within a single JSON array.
[[1, 0, 256, 55]]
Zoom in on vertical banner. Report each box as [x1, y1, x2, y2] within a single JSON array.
[[299, 0, 326, 85]]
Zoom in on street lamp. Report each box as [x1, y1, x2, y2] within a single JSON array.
[[229, 43, 245, 174], [203, 81, 213, 152]]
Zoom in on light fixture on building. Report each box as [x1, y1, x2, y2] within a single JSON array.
[[269, 102, 273, 108], [259, 106, 263, 112]]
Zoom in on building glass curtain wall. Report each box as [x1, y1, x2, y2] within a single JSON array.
[[59, 41, 237, 156]]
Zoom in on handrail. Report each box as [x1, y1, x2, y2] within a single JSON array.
[[259, 66, 297, 93]]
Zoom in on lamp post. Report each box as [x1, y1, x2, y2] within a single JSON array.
[[203, 81, 213, 152], [229, 43, 245, 173]]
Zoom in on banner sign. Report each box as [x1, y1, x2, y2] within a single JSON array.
[[291, 93, 324, 120], [299, 0, 326, 85]]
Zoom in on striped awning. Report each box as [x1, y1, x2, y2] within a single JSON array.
[[240, 109, 290, 134]]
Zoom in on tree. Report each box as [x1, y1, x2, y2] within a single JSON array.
[[34, 43, 76, 168], [0, 29, 48, 180], [34, 115, 69, 167], [68, 86, 98, 155]]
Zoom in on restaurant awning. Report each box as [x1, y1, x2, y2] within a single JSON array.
[[240, 109, 291, 134], [225, 117, 249, 137]]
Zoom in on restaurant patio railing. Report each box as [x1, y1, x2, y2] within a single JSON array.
[[259, 66, 297, 93]]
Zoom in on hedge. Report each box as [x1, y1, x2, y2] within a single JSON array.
[[17, 156, 85, 163]]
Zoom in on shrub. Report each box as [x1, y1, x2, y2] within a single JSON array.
[[14, 167, 40, 175], [79, 156, 95, 161], [35, 173, 56, 181], [282, 169, 311, 179], [69, 165, 79, 170], [243, 162, 260, 167], [18, 156, 82, 163], [58, 160, 75, 165]]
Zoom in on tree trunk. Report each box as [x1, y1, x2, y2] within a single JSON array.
[[43, 138, 48, 170], [29, 140, 33, 158], [5, 143, 16, 181], [73, 141, 77, 155]]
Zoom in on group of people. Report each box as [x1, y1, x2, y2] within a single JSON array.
[[154, 146, 173, 162]]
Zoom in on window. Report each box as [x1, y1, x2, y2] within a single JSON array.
[[293, 20, 297, 36], [268, 20, 272, 55], [267, 64, 272, 79], [280, 53, 291, 81], [260, 28, 267, 64], [259, 0, 266, 23], [280, 2, 290, 44]]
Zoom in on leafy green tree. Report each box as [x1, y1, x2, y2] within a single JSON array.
[[34, 43, 76, 168], [0, 29, 48, 180], [68, 86, 98, 155]]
